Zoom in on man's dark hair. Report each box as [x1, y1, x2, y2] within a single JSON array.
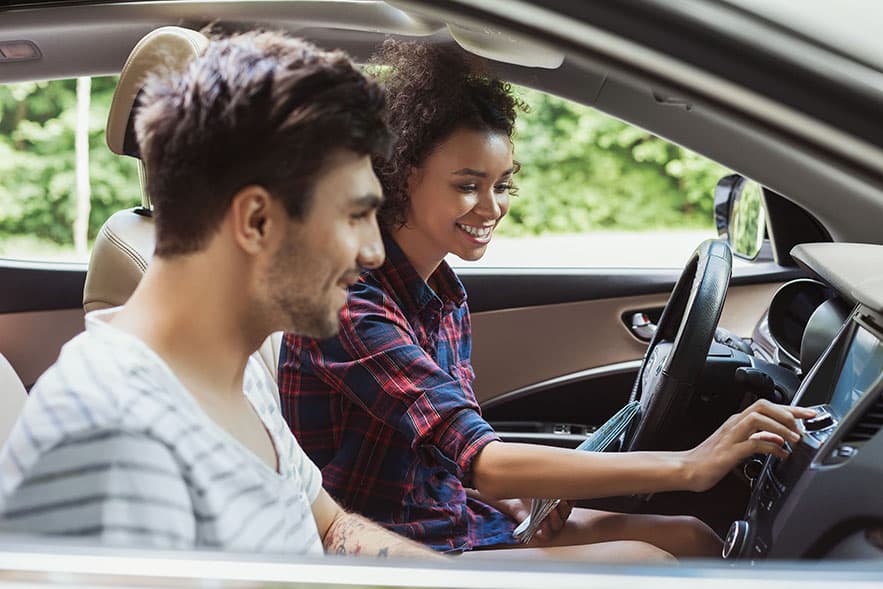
[[369, 40, 526, 230], [136, 31, 391, 257]]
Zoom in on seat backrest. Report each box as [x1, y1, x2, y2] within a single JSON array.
[[0, 354, 28, 446], [83, 26, 208, 312], [82, 27, 283, 389]]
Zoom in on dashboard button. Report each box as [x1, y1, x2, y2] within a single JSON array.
[[804, 412, 834, 431]]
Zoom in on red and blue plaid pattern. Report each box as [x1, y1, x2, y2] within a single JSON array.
[[279, 235, 516, 552]]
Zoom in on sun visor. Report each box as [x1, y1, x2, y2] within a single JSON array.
[[447, 23, 564, 69]]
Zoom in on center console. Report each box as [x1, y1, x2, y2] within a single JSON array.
[[724, 307, 883, 559]]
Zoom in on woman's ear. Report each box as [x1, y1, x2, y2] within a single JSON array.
[[405, 165, 422, 194], [229, 185, 275, 255]]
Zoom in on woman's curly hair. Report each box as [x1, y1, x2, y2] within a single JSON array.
[[369, 40, 527, 230]]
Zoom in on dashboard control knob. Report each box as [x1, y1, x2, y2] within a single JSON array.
[[804, 412, 834, 431], [742, 457, 765, 486], [723, 520, 750, 559]]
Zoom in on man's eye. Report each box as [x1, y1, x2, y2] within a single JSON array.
[[350, 210, 371, 221]]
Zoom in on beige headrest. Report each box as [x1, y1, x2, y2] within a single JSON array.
[[106, 26, 208, 159], [84, 27, 207, 312]]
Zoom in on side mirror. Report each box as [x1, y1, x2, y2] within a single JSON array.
[[714, 174, 768, 260]]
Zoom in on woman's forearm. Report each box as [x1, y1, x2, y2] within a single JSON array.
[[471, 440, 692, 500]]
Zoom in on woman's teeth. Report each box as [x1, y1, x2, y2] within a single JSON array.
[[457, 224, 492, 239]]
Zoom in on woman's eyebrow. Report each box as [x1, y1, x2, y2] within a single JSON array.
[[451, 168, 487, 177], [451, 167, 515, 177]]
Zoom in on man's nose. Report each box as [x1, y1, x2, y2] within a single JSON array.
[[358, 231, 385, 270]]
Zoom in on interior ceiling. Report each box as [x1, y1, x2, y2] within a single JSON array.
[[0, 0, 882, 247]]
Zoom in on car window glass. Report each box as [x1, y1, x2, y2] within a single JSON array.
[[447, 86, 732, 269], [0, 76, 140, 263]]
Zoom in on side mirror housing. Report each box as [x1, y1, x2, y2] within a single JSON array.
[[713, 174, 769, 260]]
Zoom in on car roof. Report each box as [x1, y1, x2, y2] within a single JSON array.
[[723, 0, 883, 72]]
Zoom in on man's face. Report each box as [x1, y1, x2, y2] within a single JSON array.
[[266, 150, 384, 338]]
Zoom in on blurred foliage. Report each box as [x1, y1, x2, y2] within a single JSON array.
[[0, 80, 729, 253], [0, 76, 140, 247], [730, 180, 765, 258], [505, 88, 730, 236]]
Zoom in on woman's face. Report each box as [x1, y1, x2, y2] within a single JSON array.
[[400, 128, 514, 269]]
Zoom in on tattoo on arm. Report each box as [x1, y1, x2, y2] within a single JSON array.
[[322, 512, 439, 559]]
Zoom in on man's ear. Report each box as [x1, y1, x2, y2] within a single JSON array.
[[229, 185, 277, 255]]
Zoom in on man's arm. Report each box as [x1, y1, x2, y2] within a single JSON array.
[[0, 430, 196, 548], [472, 400, 816, 500], [311, 489, 445, 560]]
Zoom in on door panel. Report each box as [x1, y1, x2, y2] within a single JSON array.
[[0, 309, 84, 388], [470, 280, 786, 406], [0, 263, 86, 388]]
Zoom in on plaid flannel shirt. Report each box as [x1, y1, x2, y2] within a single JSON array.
[[279, 235, 516, 552]]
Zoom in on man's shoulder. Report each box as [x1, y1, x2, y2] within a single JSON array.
[[21, 328, 178, 449]]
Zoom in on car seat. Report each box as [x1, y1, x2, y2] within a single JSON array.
[[82, 26, 284, 392], [0, 354, 28, 446], [83, 26, 207, 313]]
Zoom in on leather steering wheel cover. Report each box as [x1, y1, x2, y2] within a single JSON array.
[[666, 239, 732, 381], [626, 239, 732, 451]]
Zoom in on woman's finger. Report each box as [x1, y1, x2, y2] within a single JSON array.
[[546, 506, 565, 532], [734, 410, 801, 445]]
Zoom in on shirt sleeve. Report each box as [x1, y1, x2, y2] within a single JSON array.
[[289, 433, 323, 503], [294, 291, 499, 479], [0, 429, 197, 549]]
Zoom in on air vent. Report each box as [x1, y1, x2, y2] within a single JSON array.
[[843, 392, 883, 443]]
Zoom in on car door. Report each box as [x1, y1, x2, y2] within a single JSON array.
[[463, 264, 798, 447]]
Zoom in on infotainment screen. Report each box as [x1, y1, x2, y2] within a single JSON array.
[[829, 325, 883, 418]]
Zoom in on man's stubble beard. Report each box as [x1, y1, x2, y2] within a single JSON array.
[[267, 250, 341, 340]]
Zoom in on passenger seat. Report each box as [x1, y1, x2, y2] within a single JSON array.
[[0, 354, 28, 446], [82, 27, 284, 392], [84, 26, 208, 312]]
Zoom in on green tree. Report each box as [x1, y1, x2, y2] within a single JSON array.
[[0, 77, 139, 247], [0, 79, 731, 255], [504, 88, 730, 236]]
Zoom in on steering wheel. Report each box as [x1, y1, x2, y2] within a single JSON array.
[[624, 239, 732, 451]]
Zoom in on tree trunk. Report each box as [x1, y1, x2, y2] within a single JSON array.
[[74, 76, 91, 257]]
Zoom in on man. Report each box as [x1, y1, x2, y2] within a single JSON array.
[[0, 30, 439, 559]]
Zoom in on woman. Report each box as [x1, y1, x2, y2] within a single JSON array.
[[279, 40, 810, 560]]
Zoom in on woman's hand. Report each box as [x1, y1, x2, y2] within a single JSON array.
[[496, 498, 573, 541], [683, 399, 816, 492]]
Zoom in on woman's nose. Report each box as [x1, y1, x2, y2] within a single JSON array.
[[474, 189, 503, 219]]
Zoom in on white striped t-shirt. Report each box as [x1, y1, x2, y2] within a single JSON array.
[[0, 308, 324, 555]]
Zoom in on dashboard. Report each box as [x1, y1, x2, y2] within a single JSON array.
[[724, 243, 883, 560]]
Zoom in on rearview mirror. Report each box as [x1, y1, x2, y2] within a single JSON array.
[[714, 174, 767, 260]]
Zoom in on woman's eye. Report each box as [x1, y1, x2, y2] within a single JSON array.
[[494, 183, 512, 194], [457, 184, 479, 193]]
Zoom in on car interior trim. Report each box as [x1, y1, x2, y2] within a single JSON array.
[[481, 360, 642, 410], [791, 243, 883, 313], [422, 0, 883, 170], [460, 263, 804, 313], [0, 541, 880, 588]]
